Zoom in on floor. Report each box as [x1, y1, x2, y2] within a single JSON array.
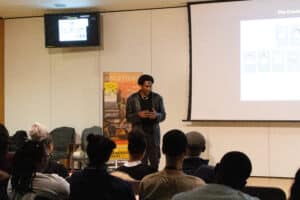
[[247, 177, 294, 198]]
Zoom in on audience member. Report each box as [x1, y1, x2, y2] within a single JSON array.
[[8, 130, 28, 152], [0, 124, 12, 200], [173, 151, 259, 200], [114, 130, 156, 180], [289, 168, 300, 200], [183, 131, 214, 183], [29, 122, 69, 178], [0, 124, 13, 172], [68, 135, 135, 200], [139, 129, 205, 200], [7, 140, 70, 199]]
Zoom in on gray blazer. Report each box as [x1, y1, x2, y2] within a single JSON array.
[[126, 91, 166, 146]]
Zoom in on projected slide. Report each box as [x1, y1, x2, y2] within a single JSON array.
[[58, 18, 89, 42], [241, 17, 300, 101]]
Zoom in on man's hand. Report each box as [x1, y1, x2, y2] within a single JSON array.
[[138, 110, 150, 118], [148, 109, 158, 119]]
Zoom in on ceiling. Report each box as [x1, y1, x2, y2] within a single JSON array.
[[0, 0, 211, 18]]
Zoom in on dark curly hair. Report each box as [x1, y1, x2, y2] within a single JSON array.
[[137, 74, 154, 85]]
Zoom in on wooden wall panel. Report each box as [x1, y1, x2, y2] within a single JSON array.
[[0, 18, 4, 123]]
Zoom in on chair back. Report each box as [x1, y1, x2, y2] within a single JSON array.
[[243, 186, 286, 200], [50, 126, 75, 161]]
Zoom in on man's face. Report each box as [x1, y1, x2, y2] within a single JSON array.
[[140, 81, 152, 96]]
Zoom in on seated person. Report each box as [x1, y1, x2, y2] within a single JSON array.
[[183, 131, 214, 183], [289, 168, 300, 200], [29, 122, 69, 178], [68, 135, 135, 200], [7, 140, 70, 200], [139, 129, 205, 200], [173, 151, 259, 200], [0, 124, 13, 200], [8, 130, 28, 152], [113, 130, 156, 180]]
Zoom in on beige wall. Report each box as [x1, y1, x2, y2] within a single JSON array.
[[4, 8, 300, 177]]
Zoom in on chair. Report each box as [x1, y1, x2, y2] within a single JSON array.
[[242, 186, 286, 200], [68, 126, 103, 169], [50, 126, 75, 162]]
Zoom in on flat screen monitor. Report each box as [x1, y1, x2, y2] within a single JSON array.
[[44, 12, 100, 48]]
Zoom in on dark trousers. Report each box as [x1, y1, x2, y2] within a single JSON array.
[[142, 134, 161, 171]]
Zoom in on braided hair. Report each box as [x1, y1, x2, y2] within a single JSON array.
[[11, 140, 47, 195]]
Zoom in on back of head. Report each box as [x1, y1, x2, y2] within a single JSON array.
[[29, 122, 53, 149], [11, 140, 47, 194], [128, 130, 146, 157], [86, 135, 116, 166], [138, 74, 154, 85], [186, 131, 206, 157], [0, 124, 9, 162], [216, 151, 252, 190], [290, 168, 300, 200], [13, 130, 28, 151], [29, 122, 49, 142], [162, 129, 187, 157]]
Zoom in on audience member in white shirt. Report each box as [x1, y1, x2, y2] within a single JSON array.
[[7, 140, 69, 200]]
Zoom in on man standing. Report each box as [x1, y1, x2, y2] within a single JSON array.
[[126, 74, 166, 170]]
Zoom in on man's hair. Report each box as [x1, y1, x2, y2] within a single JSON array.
[[87, 135, 116, 166], [138, 74, 154, 85], [128, 130, 146, 156], [290, 168, 300, 200], [216, 151, 252, 190], [186, 131, 206, 157], [162, 129, 187, 157]]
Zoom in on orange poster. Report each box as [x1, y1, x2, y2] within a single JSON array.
[[103, 72, 142, 160]]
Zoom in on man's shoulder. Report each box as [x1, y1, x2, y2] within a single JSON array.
[[151, 92, 162, 98], [127, 92, 139, 100], [182, 174, 205, 185], [141, 171, 162, 183]]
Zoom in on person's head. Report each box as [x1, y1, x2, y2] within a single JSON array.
[[186, 131, 206, 157], [86, 135, 116, 167], [138, 74, 154, 96], [0, 124, 9, 162], [13, 130, 28, 151], [162, 129, 187, 163], [127, 130, 146, 161], [215, 151, 252, 190], [289, 168, 300, 200], [11, 140, 50, 194], [29, 122, 53, 153]]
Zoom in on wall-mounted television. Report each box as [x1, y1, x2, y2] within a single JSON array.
[[44, 12, 100, 48]]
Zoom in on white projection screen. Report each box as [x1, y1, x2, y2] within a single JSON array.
[[189, 0, 300, 121]]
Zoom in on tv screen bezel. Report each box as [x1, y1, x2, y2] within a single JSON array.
[[44, 12, 100, 48]]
